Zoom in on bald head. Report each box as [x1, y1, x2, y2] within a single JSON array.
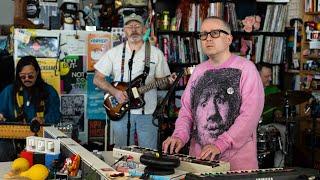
[[202, 16, 231, 34]]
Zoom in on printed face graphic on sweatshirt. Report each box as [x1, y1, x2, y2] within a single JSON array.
[[191, 68, 241, 146]]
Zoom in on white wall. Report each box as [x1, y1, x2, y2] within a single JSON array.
[[0, 0, 14, 25]]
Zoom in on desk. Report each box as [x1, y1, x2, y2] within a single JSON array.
[[0, 162, 11, 178]]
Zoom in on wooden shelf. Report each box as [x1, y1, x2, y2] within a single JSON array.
[[287, 69, 300, 74], [158, 30, 286, 37], [256, 1, 288, 4], [232, 31, 286, 37], [286, 69, 320, 75], [157, 31, 196, 36], [303, 55, 320, 60], [168, 62, 198, 67], [305, 12, 320, 15], [301, 70, 319, 75]]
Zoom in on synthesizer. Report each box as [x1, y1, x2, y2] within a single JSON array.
[[185, 167, 320, 180], [0, 124, 43, 139], [113, 145, 230, 173]]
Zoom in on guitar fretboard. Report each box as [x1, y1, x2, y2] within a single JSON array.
[[138, 77, 169, 94]]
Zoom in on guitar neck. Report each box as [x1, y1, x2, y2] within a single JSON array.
[[138, 77, 169, 94]]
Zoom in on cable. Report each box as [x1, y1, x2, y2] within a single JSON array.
[[110, 155, 127, 168], [140, 172, 150, 179]]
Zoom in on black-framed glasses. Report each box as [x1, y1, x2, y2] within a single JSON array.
[[197, 29, 230, 40]]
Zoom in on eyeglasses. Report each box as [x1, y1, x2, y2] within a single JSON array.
[[124, 25, 142, 29], [197, 29, 230, 40], [19, 73, 35, 80]]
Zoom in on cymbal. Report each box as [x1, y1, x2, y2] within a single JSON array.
[[265, 90, 312, 107], [274, 116, 304, 123]]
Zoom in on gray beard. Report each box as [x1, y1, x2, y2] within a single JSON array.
[[128, 35, 143, 42]]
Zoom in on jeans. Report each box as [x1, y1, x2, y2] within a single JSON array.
[[0, 139, 17, 162], [110, 114, 158, 149]]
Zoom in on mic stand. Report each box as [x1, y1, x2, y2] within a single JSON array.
[[139, 71, 184, 176], [127, 50, 135, 146], [310, 97, 318, 168], [153, 70, 184, 156], [283, 91, 293, 166], [284, 91, 298, 167]]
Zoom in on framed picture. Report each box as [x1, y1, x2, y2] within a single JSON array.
[[16, 36, 59, 58]]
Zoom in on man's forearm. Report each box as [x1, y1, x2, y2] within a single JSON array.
[[93, 77, 116, 95]]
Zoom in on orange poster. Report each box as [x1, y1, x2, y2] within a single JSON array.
[[87, 33, 111, 71]]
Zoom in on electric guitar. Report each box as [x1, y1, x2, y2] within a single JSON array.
[[103, 74, 170, 120]]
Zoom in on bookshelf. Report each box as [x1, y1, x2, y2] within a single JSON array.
[[152, 0, 290, 121], [155, 0, 288, 87], [285, 1, 320, 92], [282, 0, 320, 168], [150, 0, 293, 156]]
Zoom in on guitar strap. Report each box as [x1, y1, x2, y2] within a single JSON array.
[[120, 41, 126, 82], [120, 40, 151, 114], [143, 40, 151, 78], [141, 40, 151, 114]]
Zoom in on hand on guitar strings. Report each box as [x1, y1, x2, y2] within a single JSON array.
[[114, 89, 128, 104], [168, 73, 177, 85]]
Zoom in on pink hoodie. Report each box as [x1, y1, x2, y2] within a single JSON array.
[[172, 55, 264, 170]]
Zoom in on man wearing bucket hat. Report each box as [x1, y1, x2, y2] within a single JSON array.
[[94, 13, 176, 149]]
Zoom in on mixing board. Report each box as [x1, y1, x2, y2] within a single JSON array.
[[0, 124, 43, 139]]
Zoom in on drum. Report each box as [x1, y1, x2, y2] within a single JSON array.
[[258, 151, 275, 169], [257, 124, 282, 153]]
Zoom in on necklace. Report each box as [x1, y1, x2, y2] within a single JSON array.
[[26, 96, 31, 107]]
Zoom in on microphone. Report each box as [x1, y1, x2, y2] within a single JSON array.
[[305, 97, 315, 114], [30, 119, 41, 136], [128, 50, 135, 71]]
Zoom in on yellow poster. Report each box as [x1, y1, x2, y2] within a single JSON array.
[[37, 58, 61, 94]]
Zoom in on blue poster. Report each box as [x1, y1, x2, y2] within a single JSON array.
[[87, 73, 106, 120]]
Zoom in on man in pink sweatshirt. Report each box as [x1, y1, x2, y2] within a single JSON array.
[[162, 16, 264, 170]]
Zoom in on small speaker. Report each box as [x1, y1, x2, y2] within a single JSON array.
[[140, 153, 180, 175]]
